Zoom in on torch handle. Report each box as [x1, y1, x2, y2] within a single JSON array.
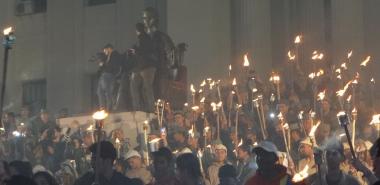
[[343, 125, 357, 159]]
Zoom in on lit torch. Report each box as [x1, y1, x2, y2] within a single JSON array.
[[360, 56, 371, 67]]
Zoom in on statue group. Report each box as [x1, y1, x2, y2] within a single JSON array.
[[94, 7, 187, 112]]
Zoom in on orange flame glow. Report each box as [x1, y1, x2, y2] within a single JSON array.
[[360, 56, 371, 67]]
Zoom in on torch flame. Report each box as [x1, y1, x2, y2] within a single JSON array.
[[341, 63, 348, 70], [115, 138, 120, 144], [217, 101, 223, 108], [309, 121, 321, 137], [347, 50, 353, 59], [204, 126, 210, 133], [188, 127, 195, 138], [346, 95, 352, 102], [190, 84, 195, 93], [294, 35, 302, 44], [277, 112, 284, 120], [229, 64, 232, 71], [200, 97, 205, 103], [238, 139, 243, 147], [232, 78, 237, 86], [92, 110, 108, 120], [200, 80, 206, 87], [360, 56, 371, 67], [317, 53, 324, 60], [211, 102, 217, 112], [370, 114, 380, 125], [371, 78, 375, 83], [336, 80, 352, 97], [3, 27, 12, 35], [243, 53, 250, 67], [317, 90, 326, 101], [308, 72, 316, 79], [316, 69, 324, 77], [283, 123, 289, 130], [335, 68, 341, 74], [288, 51, 296, 61], [192, 106, 200, 111], [87, 125, 93, 131]]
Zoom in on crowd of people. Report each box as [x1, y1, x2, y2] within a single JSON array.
[[0, 5, 379, 185], [0, 45, 379, 185]]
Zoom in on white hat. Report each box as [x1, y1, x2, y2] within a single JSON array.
[[214, 144, 227, 152], [125, 150, 141, 160], [252, 141, 278, 154]]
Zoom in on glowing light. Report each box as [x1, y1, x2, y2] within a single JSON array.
[[360, 56, 371, 67], [191, 106, 199, 111], [309, 121, 321, 137], [298, 111, 304, 120], [184, 103, 188, 107], [188, 127, 195, 138], [347, 50, 353, 59], [238, 139, 243, 147], [270, 73, 280, 83], [341, 63, 347, 70], [371, 78, 375, 84], [294, 35, 302, 44], [336, 81, 352, 97], [283, 123, 289, 130], [87, 125, 93, 131], [317, 90, 326, 101], [229, 65, 232, 71], [335, 68, 341, 74], [200, 97, 205, 103], [370, 114, 380, 125], [232, 78, 237, 86], [288, 51, 296, 61], [211, 102, 217, 112], [190, 84, 195, 93], [243, 53, 250, 67], [115, 138, 120, 144], [200, 80, 206, 87], [92, 110, 108, 120], [3, 27, 12, 35], [346, 95, 352, 102]]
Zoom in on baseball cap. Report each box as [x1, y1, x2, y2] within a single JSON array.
[[125, 150, 141, 160], [214, 144, 227, 152], [252, 141, 278, 154]]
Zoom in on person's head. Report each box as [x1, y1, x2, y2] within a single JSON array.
[[135, 22, 146, 35], [321, 100, 330, 112], [152, 147, 173, 176], [89, 141, 117, 173], [302, 118, 313, 134], [214, 144, 227, 163], [324, 138, 345, 170], [237, 144, 251, 161], [174, 113, 185, 125], [9, 161, 33, 178], [103, 44, 114, 55], [33, 171, 58, 185], [173, 130, 186, 144], [142, 7, 159, 28], [40, 109, 49, 123], [218, 164, 237, 185], [3, 112, 15, 123], [125, 150, 142, 170], [362, 125, 375, 140], [20, 105, 31, 118], [299, 138, 314, 158], [252, 141, 279, 172], [277, 103, 288, 115], [290, 129, 302, 142], [4, 175, 37, 185], [176, 153, 202, 182]]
